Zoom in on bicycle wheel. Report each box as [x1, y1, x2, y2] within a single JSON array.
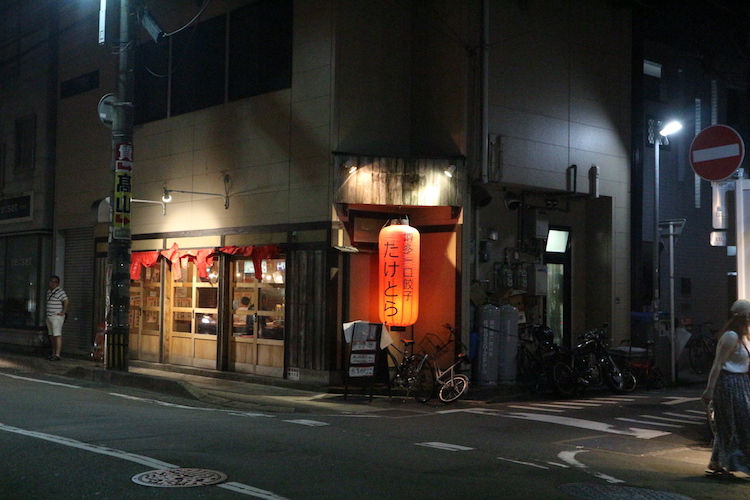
[[603, 356, 628, 393], [618, 371, 637, 393], [689, 340, 713, 374], [551, 361, 578, 398], [516, 345, 542, 393], [439, 374, 470, 403], [406, 354, 435, 403]]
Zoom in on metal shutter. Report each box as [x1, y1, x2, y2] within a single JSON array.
[[62, 227, 95, 354]]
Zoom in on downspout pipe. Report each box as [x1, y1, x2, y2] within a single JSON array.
[[481, 0, 490, 184]]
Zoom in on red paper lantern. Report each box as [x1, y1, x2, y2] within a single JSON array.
[[378, 218, 420, 326]]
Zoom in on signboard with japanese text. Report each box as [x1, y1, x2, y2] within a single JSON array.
[[343, 321, 389, 399], [112, 142, 133, 240]]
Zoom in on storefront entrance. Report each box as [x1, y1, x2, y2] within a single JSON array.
[[229, 257, 285, 377], [129, 247, 285, 377]]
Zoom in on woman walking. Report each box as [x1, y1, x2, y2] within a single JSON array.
[[701, 299, 750, 477]]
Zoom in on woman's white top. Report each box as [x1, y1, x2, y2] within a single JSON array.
[[720, 331, 750, 373]]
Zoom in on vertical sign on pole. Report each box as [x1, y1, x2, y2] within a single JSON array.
[[112, 143, 132, 240]]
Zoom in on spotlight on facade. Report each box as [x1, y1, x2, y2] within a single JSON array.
[[444, 165, 457, 177], [504, 192, 521, 211], [140, 8, 165, 43]]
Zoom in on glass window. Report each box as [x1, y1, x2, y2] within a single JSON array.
[[14, 114, 35, 177], [6, 236, 39, 327], [231, 257, 285, 340]]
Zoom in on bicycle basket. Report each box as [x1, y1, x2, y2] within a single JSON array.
[[419, 333, 452, 360]]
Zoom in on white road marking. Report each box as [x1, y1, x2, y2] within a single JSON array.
[[502, 412, 670, 439], [110, 393, 219, 410], [497, 456, 548, 469], [416, 442, 474, 451], [588, 397, 636, 403], [0, 422, 288, 499], [638, 414, 703, 425], [532, 402, 593, 410], [218, 482, 291, 499], [0, 422, 178, 469], [0, 372, 81, 388], [283, 419, 329, 427], [685, 409, 707, 415], [558, 449, 625, 484], [664, 411, 705, 420], [615, 417, 683, 428], [662, 396, 700, 405], [436, 408, 501, 415], [508, 405, 565, 413]]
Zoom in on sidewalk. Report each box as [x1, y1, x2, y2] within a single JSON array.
[[0, 345, 707, 413]]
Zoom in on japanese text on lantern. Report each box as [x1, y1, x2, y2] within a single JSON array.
[[378, 221, 420, 327]]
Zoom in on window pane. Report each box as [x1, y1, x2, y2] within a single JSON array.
[[6, 236, 38, 327], [134, 41, 169, 124], [170, 14, 226, 117], [228, 0, 293, 101], [14, 114, 35, 176]]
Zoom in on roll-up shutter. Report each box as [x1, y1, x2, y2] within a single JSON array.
[[62, 227, 95, 354]]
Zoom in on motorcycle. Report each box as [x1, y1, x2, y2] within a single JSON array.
[[551, 325, 636, 398]]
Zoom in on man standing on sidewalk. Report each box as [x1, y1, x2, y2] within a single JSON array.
[[45, 276, 68, 361]]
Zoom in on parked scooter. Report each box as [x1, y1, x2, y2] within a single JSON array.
[[551, 324, 636, 397]]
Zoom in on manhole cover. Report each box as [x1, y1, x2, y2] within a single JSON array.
[[132, 468, 228, 488], [559, 483, 695, 500]]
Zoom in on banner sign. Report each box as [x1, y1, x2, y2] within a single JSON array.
[[112, 142, 133, 240]]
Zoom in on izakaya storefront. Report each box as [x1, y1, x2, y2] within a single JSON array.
[[128, 243, 286, 377]]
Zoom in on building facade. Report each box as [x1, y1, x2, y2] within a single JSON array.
[[3, 0, 638, 385]]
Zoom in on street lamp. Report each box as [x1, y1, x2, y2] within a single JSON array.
[[653, 119, 682, 383]]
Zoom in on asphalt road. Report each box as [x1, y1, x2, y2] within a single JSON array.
[[0, 366, 741, 500]]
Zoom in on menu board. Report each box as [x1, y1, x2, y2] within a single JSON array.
[[343, 321, 386, 399]]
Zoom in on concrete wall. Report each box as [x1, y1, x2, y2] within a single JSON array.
[[479, 0, 632, 341]]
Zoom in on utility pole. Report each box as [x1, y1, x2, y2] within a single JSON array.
[[106, 0, 135, 370]]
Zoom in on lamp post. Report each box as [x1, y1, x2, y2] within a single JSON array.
[[106, 0, 135, 371], [653, 120, 682, 383]]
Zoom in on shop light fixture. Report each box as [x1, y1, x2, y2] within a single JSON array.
[[140, 8, 165, 43], [162, 175, 231, 209], [132, 198, 166, 215], [444, 165, 457, 177], [341, 160, 357, 174]]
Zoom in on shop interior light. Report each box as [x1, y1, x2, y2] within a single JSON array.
[[444, 165, 457, 177], [162, 176, 231, 209]]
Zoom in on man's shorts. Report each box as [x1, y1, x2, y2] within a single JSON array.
[[46, 315, 65, 337]]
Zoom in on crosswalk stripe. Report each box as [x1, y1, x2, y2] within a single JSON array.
[[416, 442, 474, 451], [283, 419, 329, 427], [615, 417, 683, 428], [508, 405, 565, 413], [638, 414, 703, 425], [664, 411, 705, 420]]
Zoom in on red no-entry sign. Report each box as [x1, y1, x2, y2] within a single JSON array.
[[689, 124, 745, 181]]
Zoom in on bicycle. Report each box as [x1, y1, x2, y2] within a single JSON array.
[[687, 322, 717, 374], [609, 339, 664, 390], [422, 324, 471, 403], [383, 337, 435, 403], [515, 324, 569, 396]]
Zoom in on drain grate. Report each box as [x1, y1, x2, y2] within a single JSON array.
[[132, 468, 228, 488]]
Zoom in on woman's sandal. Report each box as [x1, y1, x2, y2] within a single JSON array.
[[705, 468, 735, 478]]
